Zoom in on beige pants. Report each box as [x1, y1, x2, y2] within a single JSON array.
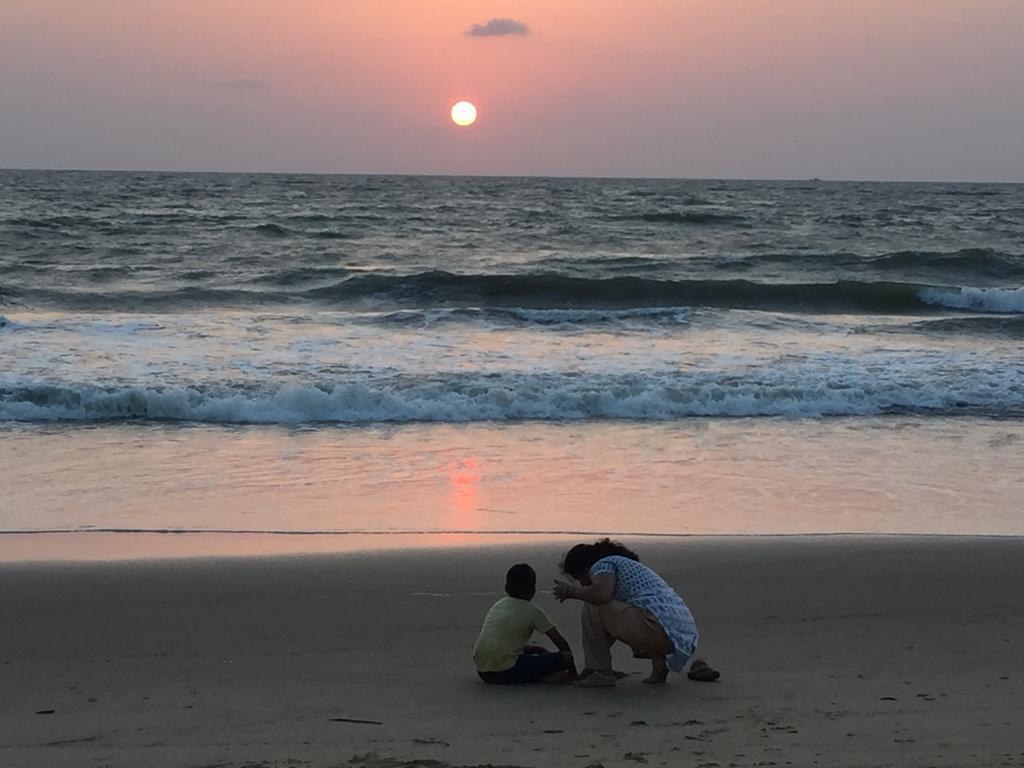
[[581, 600, 674, 671]]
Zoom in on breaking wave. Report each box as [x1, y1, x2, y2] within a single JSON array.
[[304, 273, 1024, 315], [3, 367, 1022, 424], [918, 286, 1024, 314], [5, 272, 1022, 314]]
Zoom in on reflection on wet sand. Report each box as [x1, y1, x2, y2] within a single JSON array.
[[2, 418, 1023, 562]]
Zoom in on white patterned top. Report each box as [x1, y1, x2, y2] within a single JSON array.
[[590, 555, 699, 673]]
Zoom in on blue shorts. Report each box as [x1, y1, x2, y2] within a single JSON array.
[[477, 651, 569, 684]]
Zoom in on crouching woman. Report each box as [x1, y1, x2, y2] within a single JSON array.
[[552, 539, 719, 687]]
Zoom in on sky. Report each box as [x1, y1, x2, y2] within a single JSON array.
[[1, 0, 1022, 180]]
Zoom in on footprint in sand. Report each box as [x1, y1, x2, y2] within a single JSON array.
[[412, 737, 449, 747]]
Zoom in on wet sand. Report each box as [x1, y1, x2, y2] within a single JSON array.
[[5, 419, 1024, 540], [1, 536, 1022, 767]]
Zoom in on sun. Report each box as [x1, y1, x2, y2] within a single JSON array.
[[450, 100, 478, 127]]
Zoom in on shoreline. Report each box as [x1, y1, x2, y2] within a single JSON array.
[[2, 536, 1022, 767], [3, 530, 1024, 565]]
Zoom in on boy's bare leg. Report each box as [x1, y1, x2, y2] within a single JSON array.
[[538, 669, 575, 684]]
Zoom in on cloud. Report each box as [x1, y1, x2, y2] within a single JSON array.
[[465, 18, 529, 37], [215, 79, 268, 91]]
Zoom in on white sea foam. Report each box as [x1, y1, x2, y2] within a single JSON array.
[[3, 365, 1022, 424], [918, 286, 1024, 313]]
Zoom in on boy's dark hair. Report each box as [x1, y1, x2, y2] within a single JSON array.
[[505, 563, 537, 600], [560, 538, 640, 578]]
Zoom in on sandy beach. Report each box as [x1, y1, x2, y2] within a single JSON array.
[[1, 535, 1021, 768], [5, 3, 1024, 767]]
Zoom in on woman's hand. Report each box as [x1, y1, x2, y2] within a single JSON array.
[[552, 579, 576, 602], [554, 573, 615, 605]]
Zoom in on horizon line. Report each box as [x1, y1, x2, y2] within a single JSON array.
[[1, 165, 1022, 186]]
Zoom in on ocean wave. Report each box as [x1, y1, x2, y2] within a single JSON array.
[[918, 287, 1024, 313], [872, 316, 1024, 338], [7, 286, 295, 311], [252, 223, 291, 238], [3, 369, 1021, 424], [4, 215, 96, 229], [251, 222, 352, 240], [307, 272, 1022, 314], [310, 229, 352, 239], [179, 269, 219, 281], [370, 306, 690, 327], [633, 210, 745, 225], [6, 268, 1022, 315], [941, 187, 1007, 197], [282, 213, 334, 223], [622, 193, 712, 205], [249, 266, 353, 286], [866, 248, 1024, 279], [746, 248, 1024, 280], [4, 215, 147, 236]]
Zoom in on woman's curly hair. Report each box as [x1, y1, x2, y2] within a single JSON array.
[[560, 538, 640, 578]]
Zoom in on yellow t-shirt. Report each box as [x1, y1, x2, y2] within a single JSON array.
[[472, 596, 555, 672]]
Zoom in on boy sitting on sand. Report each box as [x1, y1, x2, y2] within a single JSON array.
[[473, 563, 577, 684]]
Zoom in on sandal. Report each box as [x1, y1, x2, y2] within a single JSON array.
[[687, 660, 721, 682]]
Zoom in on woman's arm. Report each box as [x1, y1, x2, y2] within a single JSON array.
[[552, 572, 615, 604]]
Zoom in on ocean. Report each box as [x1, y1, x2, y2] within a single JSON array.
[[2, 171, 1022, 555]]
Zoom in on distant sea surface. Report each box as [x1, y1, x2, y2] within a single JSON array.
[[1, 172, 1022, 550]]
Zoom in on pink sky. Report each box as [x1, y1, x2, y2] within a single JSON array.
[[1, 0, 1022, 179]]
